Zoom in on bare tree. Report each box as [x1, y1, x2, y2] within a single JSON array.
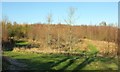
[[46, 12, 53, 47], [64, 7, 77, 52], [57, 18, 61, 53], [107, 25, 110, 56]]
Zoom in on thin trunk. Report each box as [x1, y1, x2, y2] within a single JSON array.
[[107, 26, 110, 56], [57, 32, 60, 53]]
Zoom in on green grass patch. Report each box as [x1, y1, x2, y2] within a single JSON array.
[[3, 51, 118, 70], [87, 43, 98, 55], [65, 58, 85, 70], [15, 41, 29, 46]]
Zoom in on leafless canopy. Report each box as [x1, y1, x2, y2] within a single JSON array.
[[65, 7, 77, 25], [46, 13, 53, 24]]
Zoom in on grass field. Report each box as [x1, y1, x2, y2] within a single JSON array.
[[3, 51, 118, 71]]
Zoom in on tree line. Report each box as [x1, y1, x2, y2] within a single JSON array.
[[1, 21, 118, 43]]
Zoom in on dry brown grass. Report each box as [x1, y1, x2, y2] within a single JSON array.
[[83, 39, 117, 56], [13, 38, 118, 57]]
